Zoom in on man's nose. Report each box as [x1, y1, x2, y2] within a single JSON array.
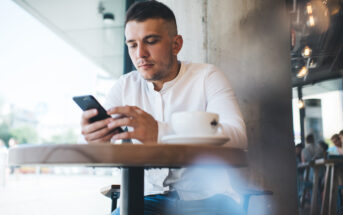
[[136, 44, 149, 58]]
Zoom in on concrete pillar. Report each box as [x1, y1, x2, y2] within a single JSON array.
[[161, 0, 298, 214]]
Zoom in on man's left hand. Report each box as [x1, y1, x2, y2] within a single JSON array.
[[107, 106, 158, 144]]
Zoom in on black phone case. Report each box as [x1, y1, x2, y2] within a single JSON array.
[[72, 95, 110, 123], [72, 95, 124, 133]]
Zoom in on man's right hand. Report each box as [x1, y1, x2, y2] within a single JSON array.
[[81, 109, 118, 144]]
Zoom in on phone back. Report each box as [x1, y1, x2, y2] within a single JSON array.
[[73, 95, 110, 123]]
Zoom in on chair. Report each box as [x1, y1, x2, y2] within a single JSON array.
[[238, 188, 273, 213], [100, 185, 121, 213], [100, 185, 273, 214]]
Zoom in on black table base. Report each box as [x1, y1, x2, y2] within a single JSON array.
[[121, 167, 144, 215]]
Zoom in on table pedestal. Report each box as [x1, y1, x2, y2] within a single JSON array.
[[121, 167, 144, 215]]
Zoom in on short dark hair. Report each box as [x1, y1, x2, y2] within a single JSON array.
[[339, 130, 343, 136], [306, 134, 315, 144], [319, 140, 328, 151], [332, 134, 340, 140], [125, 1, 177, 34]]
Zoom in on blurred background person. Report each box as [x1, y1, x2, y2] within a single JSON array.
[[328, 134, 343, 155], [319, 140, 329, 158], [301, 134, 323, 163], [295, 143, 304, 165], [295, 143, 305, 200]]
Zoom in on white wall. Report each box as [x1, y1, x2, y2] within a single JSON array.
[[304, 90, 343, 139]]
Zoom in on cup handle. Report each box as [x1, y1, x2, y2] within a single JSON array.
[[216, 123, 224, 135]]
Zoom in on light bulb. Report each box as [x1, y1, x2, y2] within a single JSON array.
[[308, 15, 315, 27], [298, 100, 305, 109], [297, 66, 309, 78], [307, 3, 313, 14], [302, 46, 312, 58]]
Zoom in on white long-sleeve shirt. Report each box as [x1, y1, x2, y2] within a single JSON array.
[[104, 61, 247, 201]]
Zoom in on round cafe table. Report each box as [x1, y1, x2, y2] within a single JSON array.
[[8, 143, 247, 215]]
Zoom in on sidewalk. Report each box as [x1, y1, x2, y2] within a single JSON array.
[[0, 169, 121, 215]]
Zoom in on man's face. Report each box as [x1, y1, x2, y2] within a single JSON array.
[[332, 137, 342, 147], [125, 18, 178, 81]]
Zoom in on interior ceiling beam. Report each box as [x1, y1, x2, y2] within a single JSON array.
[[292, 69, 343, 87]]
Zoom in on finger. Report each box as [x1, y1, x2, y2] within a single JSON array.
[[107, 106, 140, 117], [88, 132, 114, 144], [81, 109, 98, 125], [108, 117, 136, 129], [84, 126, 115, 142], [111, 131, 135, 141], [111, 114, 127, 120], [82, 118, 112, 135]]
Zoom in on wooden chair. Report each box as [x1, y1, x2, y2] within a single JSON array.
[[100, 185, 121, 213], [100, 185, 273, 214]]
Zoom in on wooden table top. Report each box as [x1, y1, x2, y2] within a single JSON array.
[[8, 143, 248, 168]]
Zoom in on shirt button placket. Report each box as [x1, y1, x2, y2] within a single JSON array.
[[155, 92, 164, 121]]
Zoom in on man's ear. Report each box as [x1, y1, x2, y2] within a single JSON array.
[[172, 35, 183, 55]]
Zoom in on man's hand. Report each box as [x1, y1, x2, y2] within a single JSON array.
[[107, 106, 158, 144], [81, 109, 121, 144]]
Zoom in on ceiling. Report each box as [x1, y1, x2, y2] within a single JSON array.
[[288, 0, 343, 87], [13, 0, 126, 78], [14, 0, 343, 87]]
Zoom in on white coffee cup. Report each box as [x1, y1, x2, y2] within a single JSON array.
[[171, 111, 223, 136]]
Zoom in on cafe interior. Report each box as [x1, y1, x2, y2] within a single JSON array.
[[0, 0, 343, 214]]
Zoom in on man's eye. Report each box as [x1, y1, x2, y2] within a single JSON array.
[[128, 44, 137, 48], [146, 39, 158, 44]]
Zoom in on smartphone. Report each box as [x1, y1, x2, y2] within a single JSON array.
[[72, 95, 124, 133]]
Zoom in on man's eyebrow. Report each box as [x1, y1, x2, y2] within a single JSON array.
[[126, 39, 135, 44], [126, 34, 161, 44], [143, 35, 161, 40]]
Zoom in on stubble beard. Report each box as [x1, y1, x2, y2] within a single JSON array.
[[144, 54, 175, 82]]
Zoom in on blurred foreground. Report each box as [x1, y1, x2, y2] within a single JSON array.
[[0, 167, 121, 215]]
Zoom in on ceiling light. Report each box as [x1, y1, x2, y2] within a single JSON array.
[[308, 15, 315, 27], [306, 3, 313, 14], [298, 99, 305, 109], [301, 46, 312, 58], [297, 66, 309, 78], [103, 13, 115, 25]]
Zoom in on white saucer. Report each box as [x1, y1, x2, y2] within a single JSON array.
[[161, 134, 230, 145]]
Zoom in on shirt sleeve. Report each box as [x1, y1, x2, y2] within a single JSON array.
[[204, 66, 248, 149]]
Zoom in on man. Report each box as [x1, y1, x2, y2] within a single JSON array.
[[81, 1, 247, 214], [301, 134, 323, 163], [328, 134, 343, 155]]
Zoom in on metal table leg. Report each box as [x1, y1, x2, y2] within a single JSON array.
[[329, 164, 338, 215], [311, 166, 319, 214], [121, 167, 144, 215], [321, 164, 331, 215]]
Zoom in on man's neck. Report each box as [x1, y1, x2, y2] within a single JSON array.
[[152, 61, 181, 91]]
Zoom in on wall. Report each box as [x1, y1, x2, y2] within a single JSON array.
[[161, 0, 298, 214], [305, 90, 343, 139]]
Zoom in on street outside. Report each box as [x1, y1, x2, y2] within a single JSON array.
[[0, 167, 121, 215]]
